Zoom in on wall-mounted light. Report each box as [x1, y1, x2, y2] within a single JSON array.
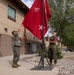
[[4, 27, 8, 32]]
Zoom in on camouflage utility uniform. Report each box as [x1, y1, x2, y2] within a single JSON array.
[[12, 31, 21, 68], [48, 36, 57, 65]]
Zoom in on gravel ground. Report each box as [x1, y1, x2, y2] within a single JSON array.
[[57, 51, 74, 75], [30, 52, 74, 75], [57, 59, 74, 75]]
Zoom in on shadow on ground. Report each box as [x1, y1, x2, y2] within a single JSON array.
[[31, 66, 54, 71]]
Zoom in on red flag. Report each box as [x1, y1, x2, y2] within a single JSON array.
[[22, 0, 51, 40]]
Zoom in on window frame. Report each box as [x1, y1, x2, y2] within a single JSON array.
[[8, 5, 16, 22]]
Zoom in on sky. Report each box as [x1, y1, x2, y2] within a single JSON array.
[[21, 0, 34, 8]]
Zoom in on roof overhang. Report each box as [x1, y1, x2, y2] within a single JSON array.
[[14, 0, 29, 13]]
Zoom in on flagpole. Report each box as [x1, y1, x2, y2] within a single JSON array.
[[38, 0, 51, 69], [42, 0, 45, 67]]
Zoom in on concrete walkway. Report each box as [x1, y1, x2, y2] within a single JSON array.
[[0, 54, 59, 75]]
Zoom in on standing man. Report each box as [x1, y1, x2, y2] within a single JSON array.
[[12, 30, 21, 68], [48, 31, 58, 66]]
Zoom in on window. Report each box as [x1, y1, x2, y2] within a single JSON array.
[[8, 5, 16, 21]]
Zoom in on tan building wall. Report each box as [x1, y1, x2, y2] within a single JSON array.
[[0, 0, 27, 56], [0, 0, 41, 56], [0, 0, 24, 38]]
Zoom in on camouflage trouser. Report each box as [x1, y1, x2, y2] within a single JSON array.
[[13, 46, 20, 64], [48, 45, 57, 64]]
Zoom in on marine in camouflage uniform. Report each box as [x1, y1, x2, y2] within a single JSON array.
[[12, 30, 21, 68], [48, 31, 58, 66]]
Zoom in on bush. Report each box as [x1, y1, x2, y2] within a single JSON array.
[[56, 46, 63, 59], [38, 49, 42, 56]]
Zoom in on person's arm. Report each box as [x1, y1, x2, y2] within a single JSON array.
[[18, 24, 23, 33], [49, 36, 56, 43], [18, 29, 21, 33], [50, 41, 56, 43]]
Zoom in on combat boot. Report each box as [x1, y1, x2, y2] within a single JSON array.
[[53, 60, 57, 67], [16, 63, 21, 67], [12, 64, 18, 68]]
